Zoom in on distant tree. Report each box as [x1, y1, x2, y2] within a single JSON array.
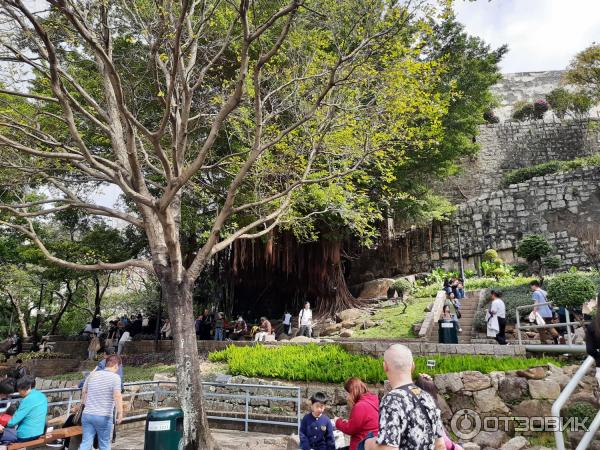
[[564, 44, 600, 99], [516, 234, 554, 276], [546, 87, 593, 119]]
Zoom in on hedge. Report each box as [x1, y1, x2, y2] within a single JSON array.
[[502, 154, 600, 186], [209, 344, 560, 383]]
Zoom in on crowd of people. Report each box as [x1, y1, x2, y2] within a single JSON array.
[[300, 344, 455, 450]]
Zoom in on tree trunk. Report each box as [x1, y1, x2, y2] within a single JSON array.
[[7, 293, 29, 338], [162, 278, 218, 450]]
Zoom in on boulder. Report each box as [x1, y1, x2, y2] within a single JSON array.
[[322, 323, 343, 336], [528, 380, 560, 400], [337, 308, 364, 323], [462, 371, 492, 391], [447, 393, 476, 413], [290, 336, 319, 343], [437, 394, 453, 421], [511, 399, 551, 418], [462, 443, 481, 450], [359, 278, 395, 299], [472, 431, 509, 449], [516, 366, 545, 380], [569, 432, 600, 450], [434, 372, 464, 394], [497, 377, 529, 402], [500, 436, 529, 450], [361, 320, 377, 330], [287, 434, 300, 450], [473, 387, 510, 413], [341, 321, 357, 329], [340, 330, 355, 338]]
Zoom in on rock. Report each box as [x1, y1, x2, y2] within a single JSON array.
[[341, 320, 357, 329], [489, 371, 506, 390], [473, 387, 510, 413], [500, 436, 529, 450], [545, 371, 570, 389], [437, 394, 453, 421], [290, 336, 319, 343], [473, 431, 509, 449], [546, 362, 563, 375], [511, 399, 552, 417], [359, 278, 395, 299], [516, 366, 545, 380], [277, 333, 290, 341], [434, 373, 464, 394], [287, 434, 300, 450], [340, 330, 354, 338], [462, 443, 481, 450], [337, 308, 364, 322], [462, 371, 492, 391], [497, 377, 529, 402], [569, 432, 600, 450], [528, 380, 560, 400], [412, 323, 422, 335], [153, 373, 176, 382], [362, 320, 377, 330], [447, 393, 476, 413]]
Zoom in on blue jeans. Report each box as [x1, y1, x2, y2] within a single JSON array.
[[80, 413, 112, 450], [214, 328, 223, 341]]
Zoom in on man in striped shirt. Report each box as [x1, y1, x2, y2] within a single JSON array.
[[80, 355, 123, 450]]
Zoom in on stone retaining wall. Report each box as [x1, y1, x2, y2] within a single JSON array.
[[51, 338, 527, 359]]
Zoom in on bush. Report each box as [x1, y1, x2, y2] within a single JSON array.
[[543, 256, 562, 270], [502, 154, 600, 186], [474, 284, 534, 331], [517, 235, 553, 263], [564, 401, 596, 424], [512, 101, 535, 121], [533, 99, 549, 119], [16, 352, 70, 360], [483, 110, 499, 124], [547, 272, 596, 309], [391, 278, 413, 296], [209, 344, 561, 383], [546, 88, 571, 119], [482, 249, 498, 262]]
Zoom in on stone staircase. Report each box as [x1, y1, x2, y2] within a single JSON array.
[[428, 292, 480, 344]]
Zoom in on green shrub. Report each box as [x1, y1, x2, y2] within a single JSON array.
[[517, 235, 553, 263], [546, 88, 593, 119], [16, 352, 70, 360], [209, 344, 561, 383], [543, 256, 562, 270], [391, 278, 413, 296], [564, 401, 596, 425], [503, 154, 600, 186], [483, 249, 498, 262], [547, 272, 597, 308], [512, 101, 535, 121]]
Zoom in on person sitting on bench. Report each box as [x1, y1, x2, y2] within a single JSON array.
[[0, 376, 48, 444]]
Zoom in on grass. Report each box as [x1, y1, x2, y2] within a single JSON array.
[[353, 298, 432, 338], [50, 364, 176, 382], [502, 153, 600, 186], [209, 344, 562, 384]]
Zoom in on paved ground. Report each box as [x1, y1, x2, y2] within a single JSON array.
[[111, 426, 289, 450]]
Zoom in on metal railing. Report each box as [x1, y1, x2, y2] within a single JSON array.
[[552, 356, 600, 450], [515, 301, 588, 352], [7, 380, 302, 435]]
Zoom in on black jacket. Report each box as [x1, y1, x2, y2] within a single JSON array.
[[586, 323, 600, 366]]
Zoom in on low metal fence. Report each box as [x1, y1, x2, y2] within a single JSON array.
[[7, 380, 302, 434]]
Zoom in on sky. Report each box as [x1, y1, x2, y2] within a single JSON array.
[[454, 0, 600, 74]]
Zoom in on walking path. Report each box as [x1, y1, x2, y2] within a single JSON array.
[[112, 425, 289, 450]]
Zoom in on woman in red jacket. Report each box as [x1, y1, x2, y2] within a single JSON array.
[[334, 378, 379, 450]]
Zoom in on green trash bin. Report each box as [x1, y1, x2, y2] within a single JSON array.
[[438, 319, 458, 344], [144, 408, 184, 450]]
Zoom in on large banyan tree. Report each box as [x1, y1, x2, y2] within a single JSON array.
[[0, 0, 472, 448]]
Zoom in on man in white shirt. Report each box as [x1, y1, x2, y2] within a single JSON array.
[[490, 290, 507, 345], [298, 302, 313, 337]]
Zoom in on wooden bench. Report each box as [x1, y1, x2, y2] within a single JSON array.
[[5, 426, 82, 450]]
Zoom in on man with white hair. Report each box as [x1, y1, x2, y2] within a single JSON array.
[[365, 344, 445, 450]]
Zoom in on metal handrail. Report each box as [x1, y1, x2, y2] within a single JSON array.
[[7, 379, 302, 434], [552, 356, 600, 450], [516, 301, 589, 346]]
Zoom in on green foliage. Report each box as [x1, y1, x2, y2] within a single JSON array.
[[511, 101, 535, 121], [50, 364, 176, 382], [546, 88, 594, 119], [502, 154, 600, 186], [547, 272, 597, 308], [517, 235, 553, 263], [354, 298, 430, 339], [564, 44, 600, 99], [482, 249, 498, 262], [543, 257, 562, 270], [391, 278, 413, 296], [209, 344, 561, 383], [16, 352, 70, 360], [564, 402, 597, 425]]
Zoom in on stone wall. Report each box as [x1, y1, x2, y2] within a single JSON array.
[[351, 166, 600, 277], [442, 119, 600, 202]]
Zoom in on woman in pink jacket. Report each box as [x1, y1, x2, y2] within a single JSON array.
[[334, 378, 379, 450]]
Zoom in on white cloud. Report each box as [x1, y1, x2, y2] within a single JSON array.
[[454, 0, 600, 73]]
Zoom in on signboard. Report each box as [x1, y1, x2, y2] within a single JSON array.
[[148, 421, 171, 431]]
